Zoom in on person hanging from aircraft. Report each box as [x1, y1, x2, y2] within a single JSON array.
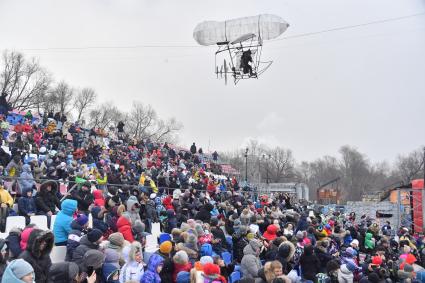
[[240, 49, 253, 76]]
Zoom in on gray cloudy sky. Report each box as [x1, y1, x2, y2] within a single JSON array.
[[1, 0, 424, 163]]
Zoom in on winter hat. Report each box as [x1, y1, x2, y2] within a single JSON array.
[[8, 259, 34, 279], [350, 239, 359, 247], [296, 231, 304, 240], [84, 250, 106, 270], [87, 229, 103, 243], [203, 263, 221, 277], [104, 249, 120, 266], [68, 262, 80, 280], [346, 247, 357, 257], [371, 256, 383, 266], [160, 241, 173, 254], [108, 232, 125, 249], [159, 233, 172, 244], [133, 220, 145, 234], [176, 271, 190, 283], [200, 256, 214, 266], [249, 239, 262, 252], [150, 193, 157, 199], [368, 273, 380, 283], [76, 214, 89, 226], [20, 227, 34, 250], [173, 250, 189, 264]]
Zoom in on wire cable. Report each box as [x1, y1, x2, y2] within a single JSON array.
[[15, 11, 425, 52]]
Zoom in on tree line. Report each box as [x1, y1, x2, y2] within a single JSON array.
[[219, 139, 424, 201], [0, 50, 182, 142]]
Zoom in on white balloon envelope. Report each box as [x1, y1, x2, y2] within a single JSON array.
[[193, 14, 289, 46]]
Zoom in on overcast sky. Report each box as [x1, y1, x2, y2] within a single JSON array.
[[1, 0, 424, 163]]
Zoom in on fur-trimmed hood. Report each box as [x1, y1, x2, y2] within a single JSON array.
[[278, 240, 295, 262], [26, 229, 54, 258]]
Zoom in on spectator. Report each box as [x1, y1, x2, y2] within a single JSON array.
[[66, 214, 89, 261], [53, 199, 78, 246], [18, 187, 37, 225], [49, 262, 80, 283], [1, 258, 34, 283], [72, 229, 103, 265], [119, 241, 144, 283], [241, 240, 263, 280], [140, 254, 164, 283], [35, 181, 60, 217], [18, 229, 54, 283]]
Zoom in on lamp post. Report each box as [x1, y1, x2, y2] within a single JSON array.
[[266, 154, 271, 185], [244, 148, 249, 183]]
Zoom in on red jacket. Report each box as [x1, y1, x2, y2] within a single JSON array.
[[116, 216, 134, 242], [162, 196, 174, 210], [93, 189, 105, 207], [173, 262, 192, 282]]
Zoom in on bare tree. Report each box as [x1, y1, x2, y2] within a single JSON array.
[[74, 87, 97, 121], [49, 81, 74, 116], [267, 146, 296, 182], [393, 148, 424, 183], [88, 102, 125, 129], [126, 101, 182, 142], [0, 50, 51, 111], [127, 102, 157, 139]]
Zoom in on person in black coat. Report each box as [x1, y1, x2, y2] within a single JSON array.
[[35, 181, 60, 216], [190, 143, 196, 155], [66, 216, 88, 261], [5, 227, 22, 260], [195, 203, 213, 223], [19, 229, 54, 283], [70, 182, 94, 214], [299, 245, 320, 281]]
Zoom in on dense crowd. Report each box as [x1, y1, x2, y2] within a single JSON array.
[[0, 110, 424, 283]]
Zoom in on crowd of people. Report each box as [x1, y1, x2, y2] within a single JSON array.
[[0, 110, 424, 283]]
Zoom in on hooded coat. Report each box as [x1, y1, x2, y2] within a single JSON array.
[[140, 254, 164, 283], [18, 229, 54, 283], [263, 225, 278, 241], [18, 164, 35, 193], [195, 203, 213, 223], [72, 235, 100, 265], [125, 196, 141, 224], [93, 189, 105, 207], [6, 228, 23, 260], [338, 264, 354, 283], [48, 262, 80, 283], [53, 199, 77, 243], [35, 181, 60, 214], [364, 233, 375, 250], [1, 259, 34, 283], [18, 187, 36, 217], [119, 241, 144, 283], [276, 241, 295, 274], [240, 240, 262, 279], [117, 216, 134, 243]]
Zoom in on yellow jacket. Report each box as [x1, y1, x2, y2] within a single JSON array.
[[0, 187, 14, 207]]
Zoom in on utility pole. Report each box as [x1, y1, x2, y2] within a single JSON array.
[[245, 148, 249, 183]]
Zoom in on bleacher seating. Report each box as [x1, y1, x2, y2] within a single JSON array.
[[50, 215, 57, 230], [30, 215, 48, 230], [50, 246, 67, 263], [5, 216, 26, 233]]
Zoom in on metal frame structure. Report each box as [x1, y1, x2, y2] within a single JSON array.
[[214, 34, 272, 85]]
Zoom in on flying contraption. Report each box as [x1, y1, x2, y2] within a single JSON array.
[[193, 14, 289, 84]]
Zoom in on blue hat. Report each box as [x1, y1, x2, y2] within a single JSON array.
[[176, 271, 190, 283], [76, 214, 88, 226], [159, 233, 172, 244]]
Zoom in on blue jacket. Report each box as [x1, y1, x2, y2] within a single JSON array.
[[53, 199, 77, 244], [18, 164, 35, 193], [140, 254, 164, 283], [18, 188, 36, 216], [91, 206, 109, 233]]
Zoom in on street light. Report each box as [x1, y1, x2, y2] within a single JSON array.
[[244, 148, 249, 183]]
